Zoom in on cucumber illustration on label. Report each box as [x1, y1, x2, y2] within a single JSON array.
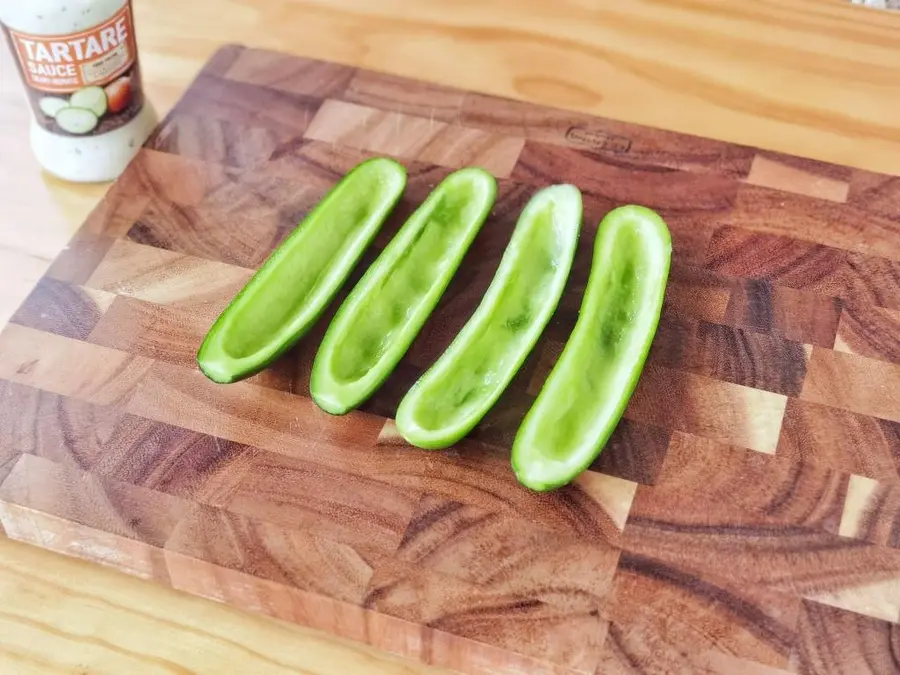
[[38, 97, 68, 118], [69, 86, 108, 118], [311, 167, 498, 415], [396, 184, 582, 449], [197, 157, 408, 384], [512, 205, 672, 492], [55, 107, 99, 135]]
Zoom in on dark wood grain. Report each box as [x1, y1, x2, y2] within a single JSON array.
[[601, 553, 799, 673], [794, 600, 900, 675], [93, 415, 258, 506], [836, 302, 900, 364], [460, 91, 756, 178], [632, 433, 848, 534], [0, 380, 122, 470], [168, 504, 376, 604], [729, 183, 900, 260], [648, 316, 810, 396], [11, 278, 115, 340], [707, 226, 900, 310], [588, 419, 671, 486], [2, 45, 900, 675], [0, 453, 189, 549], [723, 279, 843, 348], [513, 141, 738, 266], [88, 296, 211, 368], [343, 70, 466, 123], [778, 399, 900, 484]]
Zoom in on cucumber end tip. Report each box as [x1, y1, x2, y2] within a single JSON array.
[[511, 456, 571, 493], [311, 392, 351, 416], [197, 360, 238, 384], [400, 433, 453, 452]]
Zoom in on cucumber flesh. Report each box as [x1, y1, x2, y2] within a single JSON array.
[[396, 184, 582, 449], [311, 167, 497, 415], [197, 157, 407, 383], [69, 86, 108, 118], [512, 205, 672, 492], [55, 107, 99, 135], [39, 97, 68, 118]]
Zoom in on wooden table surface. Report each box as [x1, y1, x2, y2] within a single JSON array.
[[1, 0, 899, 672]]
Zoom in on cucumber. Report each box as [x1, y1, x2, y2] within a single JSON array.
[[197, 157, 407, 383], [55, 107, 99, 135], [512, 205, 672, 492], [69, 86, 108, 118], [311, 167, 497, 415], [396, 184, 582, 449], [39, 97, 68, 118]]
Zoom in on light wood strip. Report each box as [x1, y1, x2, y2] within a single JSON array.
[[88, 295, 212, 369], [803, 577, 900, 624], [801, 348, 900, 424], [624, 364, 788, 453], [85, 239, 253, 321], [305, 99, 525, 177], [0, 325, 152, 407], [744, 152, 851, 203], [124, 362, 386, 468], [838, 473, 900, 550]]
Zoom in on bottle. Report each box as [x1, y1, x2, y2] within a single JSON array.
[[0, 0, 157, 182]]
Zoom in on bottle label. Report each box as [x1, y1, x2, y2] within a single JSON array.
[[2, 2, 145, 137]]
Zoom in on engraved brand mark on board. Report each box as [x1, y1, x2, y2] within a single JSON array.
[[565, 127, 632, 153]]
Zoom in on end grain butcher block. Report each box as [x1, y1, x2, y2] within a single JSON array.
[[2, 45, 900, 675]]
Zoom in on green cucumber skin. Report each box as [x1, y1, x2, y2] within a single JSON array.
[[395, 184, 582, 449], [197, 157, 407, 384], [511, 205, 672, 492], [311, 167, 498, 415]]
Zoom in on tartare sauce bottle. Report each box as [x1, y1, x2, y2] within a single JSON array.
[[0, 0, 157, 182]]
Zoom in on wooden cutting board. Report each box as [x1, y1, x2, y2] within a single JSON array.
[[2, 44, 900, 675]]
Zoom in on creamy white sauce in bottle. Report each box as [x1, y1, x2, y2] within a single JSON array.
[[0, 0, 157, 182]]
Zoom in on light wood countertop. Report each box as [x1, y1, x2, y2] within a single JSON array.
[[1, 0, 899, 672]]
